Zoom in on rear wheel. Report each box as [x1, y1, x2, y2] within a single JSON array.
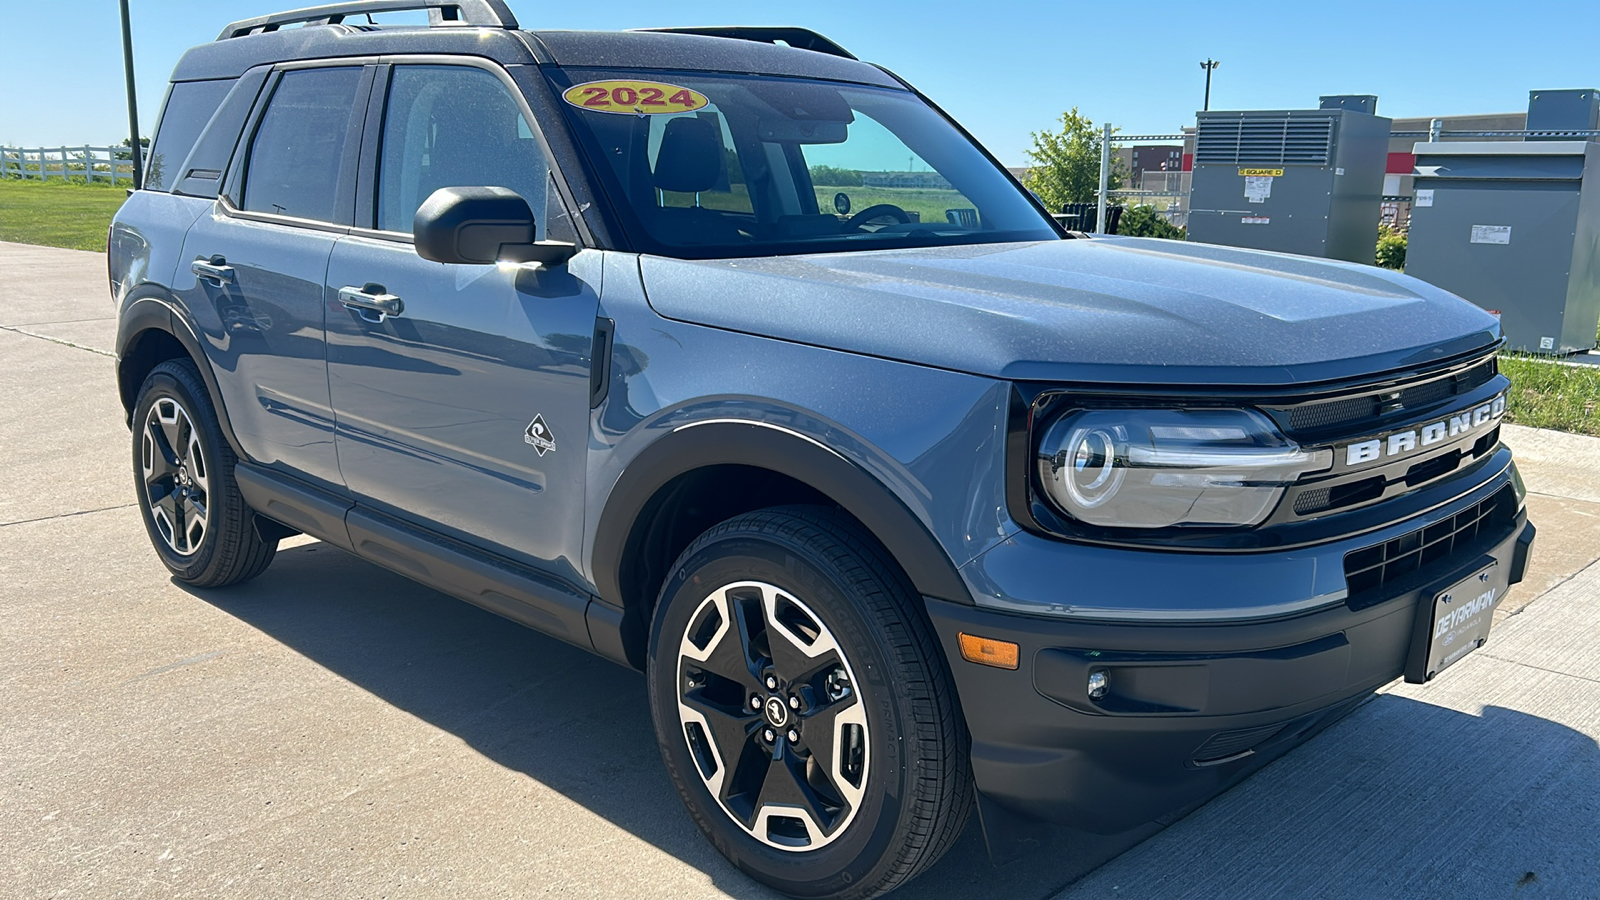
[[132, 359, 276, 587], [647, 506, 970, 899]]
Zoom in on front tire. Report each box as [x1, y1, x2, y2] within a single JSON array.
[[132, 359, 277, 587], [647, 506, 970, 900]]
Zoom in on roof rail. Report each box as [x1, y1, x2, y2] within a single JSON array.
[[217, 0, 518, 41], [632, 27, 857, 61]]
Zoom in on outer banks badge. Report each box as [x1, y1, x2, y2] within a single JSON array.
[[524, 414, 556, 456]]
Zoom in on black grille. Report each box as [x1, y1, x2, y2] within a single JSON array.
[[1283, 359, 1497, 436], [1343, 488, 1514, 606], [1193, 723, 1285, 764]]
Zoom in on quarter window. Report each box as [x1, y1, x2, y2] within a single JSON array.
[[376, 66, 551, 235], [241, 67, 364, 222]]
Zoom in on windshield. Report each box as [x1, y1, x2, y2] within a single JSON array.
[[547, 68, 1058, 258]]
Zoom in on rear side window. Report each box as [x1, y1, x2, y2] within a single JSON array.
[[146, 79, 233, 192], [376, 65, 550, 235], [242, 67, 364, 222]]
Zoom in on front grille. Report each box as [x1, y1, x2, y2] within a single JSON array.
[[1284, 358, 1496, 436], [1342, 488, 1515, 607]]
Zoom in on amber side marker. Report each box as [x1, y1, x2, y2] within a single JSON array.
[[957, 633, 1020, 670]]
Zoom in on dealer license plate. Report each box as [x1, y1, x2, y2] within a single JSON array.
[[1421, 561, 1507, 681]]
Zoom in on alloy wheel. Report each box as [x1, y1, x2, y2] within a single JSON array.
[[140, 396, 210, 556], [676, 581, 870, 851]]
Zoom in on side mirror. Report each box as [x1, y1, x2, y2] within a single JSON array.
[[413, 186, 577, 267]]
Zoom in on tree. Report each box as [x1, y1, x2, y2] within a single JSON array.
[[1375, 224, 1406, 270], [808, 164, 863, 187], [1023, 108, 1125, 212], [1117, 204, 1185, 240]]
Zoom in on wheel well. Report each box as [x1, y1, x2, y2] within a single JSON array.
[[618, 465, 865, 661], [117, 328, 189, 421]]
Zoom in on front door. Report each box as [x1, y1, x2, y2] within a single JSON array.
[[325, 62, 599, 581]]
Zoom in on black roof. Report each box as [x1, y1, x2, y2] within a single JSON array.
[[170, 23, 899, 89]]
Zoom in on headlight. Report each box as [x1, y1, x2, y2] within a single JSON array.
[[1036, 408, 1331, 529]]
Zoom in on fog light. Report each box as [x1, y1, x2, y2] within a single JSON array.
[[1087, 670, 1110, 700]]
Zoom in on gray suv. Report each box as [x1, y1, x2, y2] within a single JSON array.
[[109, 2, 1536, 897]]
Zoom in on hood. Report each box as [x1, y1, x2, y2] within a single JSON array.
[[636, 238, 1501, 386]]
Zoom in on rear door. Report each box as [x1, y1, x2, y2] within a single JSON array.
[[325, 61, 600, 579], [177, 64, 372, 488]]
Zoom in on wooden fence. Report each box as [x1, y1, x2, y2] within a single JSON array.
[[0, 146, 148, 186]]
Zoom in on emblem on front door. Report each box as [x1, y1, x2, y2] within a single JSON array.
[[524, 414, 555, 457]]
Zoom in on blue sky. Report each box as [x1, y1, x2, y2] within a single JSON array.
[[2, 0, 1597, 165]]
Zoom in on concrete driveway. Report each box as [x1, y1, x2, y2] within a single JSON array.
[[4, 241, 1598, 899]]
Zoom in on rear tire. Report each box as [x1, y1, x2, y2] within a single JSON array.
[[647, 505, 971, 900], [132, 359, 277, 587]]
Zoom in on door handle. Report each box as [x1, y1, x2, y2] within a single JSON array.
[[191, 255, 234, 284], [338, 283, 404, 321]]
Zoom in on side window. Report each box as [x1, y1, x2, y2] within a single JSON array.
[[241, 67, 364, 222], [377, 66, 551, 235], [146, 79, 233, 192]]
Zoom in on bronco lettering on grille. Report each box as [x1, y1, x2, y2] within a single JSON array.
[[1343, 394, 1506, 467]]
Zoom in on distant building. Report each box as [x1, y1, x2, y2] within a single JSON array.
[[860, 171, 953, 190], [1129, 144, 1184, 183]]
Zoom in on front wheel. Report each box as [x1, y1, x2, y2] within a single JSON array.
[[647, 506, 970, 900]]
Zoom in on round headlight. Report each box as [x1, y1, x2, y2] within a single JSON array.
[[1060, 426, 1124, 508], [1035, 408, 1331, 529]]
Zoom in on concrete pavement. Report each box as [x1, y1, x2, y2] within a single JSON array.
[[4, 240, 1599, 899]]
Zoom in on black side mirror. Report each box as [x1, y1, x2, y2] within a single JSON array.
[[413, 186, 577, 267]]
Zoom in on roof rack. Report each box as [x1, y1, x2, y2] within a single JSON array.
[[632, 27, 857, 61], [217, 0, 518, 41]]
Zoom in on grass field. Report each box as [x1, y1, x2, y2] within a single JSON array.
[[0, 180, 125, 252], [1499, 354, 1600, 436]]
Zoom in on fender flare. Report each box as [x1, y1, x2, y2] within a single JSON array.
[[116, 288, 246, 458], [590, 419, 973, 638]]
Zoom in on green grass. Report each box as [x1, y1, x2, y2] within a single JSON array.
[[1499, 353, 1600, 436], [0, 179, 126, 252]]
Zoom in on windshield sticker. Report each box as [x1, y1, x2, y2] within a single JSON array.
[[562, 80, 709, 115]]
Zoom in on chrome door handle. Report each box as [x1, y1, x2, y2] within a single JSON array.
[[338, 284, 404, 320], [191, 256, 234, 283]]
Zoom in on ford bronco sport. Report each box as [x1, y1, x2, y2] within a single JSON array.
[[109, 2, 1537, 896]]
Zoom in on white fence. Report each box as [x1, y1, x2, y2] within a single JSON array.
[[1, 146, 148, 186]]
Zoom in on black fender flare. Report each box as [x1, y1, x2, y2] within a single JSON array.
[[589, 419, 974, 664], [116, 288, 246, 458]]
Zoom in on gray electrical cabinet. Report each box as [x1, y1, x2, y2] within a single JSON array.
[[1526, 89, 1599, 140], [1406, 141, 1600, 354], [1187, 101, 1391, 262]]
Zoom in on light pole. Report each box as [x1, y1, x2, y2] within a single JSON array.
[[120, 0, 143, 188], [1199, 59, 1220, 112]]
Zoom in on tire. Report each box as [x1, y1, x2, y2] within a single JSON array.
[[647, 505, 971, 900], [131, 358, 277, 587]]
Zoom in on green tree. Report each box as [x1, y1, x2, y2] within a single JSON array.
[[808, 164, 863, 187], [1023, 108, 1125, 211], [1375, 224, 1407, 269], [1117, 204, 1185, 239]]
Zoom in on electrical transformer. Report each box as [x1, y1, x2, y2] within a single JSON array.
[[1187, 96, 1391, 262], [1406, 140, 1600, 354]]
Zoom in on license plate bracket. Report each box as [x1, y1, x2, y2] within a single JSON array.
[[1404, 557, 1508, 683]]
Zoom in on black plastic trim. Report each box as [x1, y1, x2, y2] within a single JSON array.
[[234, 462, 356, 551], [589, 419, 972, 665], [345, 505, 596, 652], [116, 290, 247, 459], [589, 316, 614, 408]]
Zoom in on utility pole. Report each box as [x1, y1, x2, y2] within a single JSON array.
[[1199, 58, 1220, 112], [120, 0, 143, 188]]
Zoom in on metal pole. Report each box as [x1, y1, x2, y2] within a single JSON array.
[[1429, 118, 1443, 142], [119, 0, 143, 189], [1200, 59, 1220, 112], [1096, 122, 1110, 235]]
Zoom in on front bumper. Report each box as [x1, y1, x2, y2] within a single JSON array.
[[928, 477, 1534, 831]]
